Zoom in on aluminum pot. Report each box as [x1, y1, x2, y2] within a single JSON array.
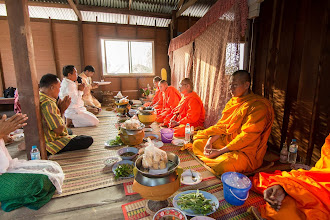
[[134, 152, 180, 187]]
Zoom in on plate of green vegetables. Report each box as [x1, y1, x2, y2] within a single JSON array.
[[105, 136, 124, 147], [112, 160, 134, 180], [173, 190, 219, 216]]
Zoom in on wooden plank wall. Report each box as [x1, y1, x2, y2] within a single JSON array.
[[0, 18, 171, 100], [251, 0, 330, 165]]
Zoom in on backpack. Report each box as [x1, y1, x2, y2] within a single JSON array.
[[4, 87, 16, 98]]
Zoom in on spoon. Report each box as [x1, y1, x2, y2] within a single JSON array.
[[190, 169, 198, 182]]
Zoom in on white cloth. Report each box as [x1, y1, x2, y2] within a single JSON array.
[[0, 139, 65, 194], [59, 78, 99, 127], [65, 109, 99, 128]]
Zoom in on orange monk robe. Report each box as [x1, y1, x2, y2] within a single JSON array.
[[156, 86, 181, 123], [163, 91, 205, 137], [151, 88, 163, 113], [252, 134, 330, 220], [192, 93, 274, 175]]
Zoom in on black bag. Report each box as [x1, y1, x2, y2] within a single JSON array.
[[4, 87, 16, 98]]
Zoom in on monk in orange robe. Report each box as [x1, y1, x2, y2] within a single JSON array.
[[250, 134, 330, 220], [163, 78, 205, 137], [150, 76, 163, 113], [192, 70, 274, 175], [156, 80, 181, 123]]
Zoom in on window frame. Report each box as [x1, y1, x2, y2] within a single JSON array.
[[101, 38, 155, 77]]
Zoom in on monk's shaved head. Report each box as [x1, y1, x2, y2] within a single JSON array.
[[181, 78, 193, 88], [159, 80, 168, 92], [232, 70, 251, 84], [230, 70, 251, 97], [179, 78, 193, 95], [159, 80, 168, 85], [153, 76, 161, 83]]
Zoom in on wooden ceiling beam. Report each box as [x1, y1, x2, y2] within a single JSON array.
[[176, 0, 198, 18], [177, 0, 185, 10], [67, 0, 82, 21], [0, 1, 172, 19], [78, 5, 171, 19]]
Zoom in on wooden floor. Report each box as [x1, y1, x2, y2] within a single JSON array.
[[0, 110, 141, 220]]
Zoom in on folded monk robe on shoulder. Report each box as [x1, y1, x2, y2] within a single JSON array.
[[156, 80, 181, 123], [251, 133, 330, 220], [192, 70, 274, 175], [163, 78, 205, 137]]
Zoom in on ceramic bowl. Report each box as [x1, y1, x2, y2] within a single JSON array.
[[117, 147, 139, 160]]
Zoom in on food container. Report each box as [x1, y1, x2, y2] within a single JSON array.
[[119, 123, 145, 145], [132, 152, 181, 201], [117, 147, 138, 160], [137, 107, 157, 127]]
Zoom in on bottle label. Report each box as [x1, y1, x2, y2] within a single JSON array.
[[289, 145, 297, 153]]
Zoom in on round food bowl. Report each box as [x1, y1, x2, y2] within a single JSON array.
[[117, 147, 138, 160], [112, 160, 134, 179], [153, 207, 187, 220], [104, 156, 121, 167]]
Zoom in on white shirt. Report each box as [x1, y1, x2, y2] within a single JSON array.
[[59, 78, 85, 111]]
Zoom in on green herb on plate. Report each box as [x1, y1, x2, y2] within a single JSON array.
[[177, 190, 216, 215], [114, 164, 134, 180], [109, 136, 123, 146]]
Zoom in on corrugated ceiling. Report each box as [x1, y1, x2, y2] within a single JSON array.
[[0, 0, 217, 27]]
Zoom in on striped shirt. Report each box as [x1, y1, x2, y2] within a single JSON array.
[[39, 92, 74, 154]]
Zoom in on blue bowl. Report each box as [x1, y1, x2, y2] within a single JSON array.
[[117, 147, 138, 160], [112, 160, 134, 179]]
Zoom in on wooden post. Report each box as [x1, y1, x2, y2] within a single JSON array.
[[49, 17, 61, 78], [171, 10, 178, 39], [5, 0, 47, 159], [77, 20, 85, 71], [188, 14, 192, 28], [96, 16, 102, 81], [0, 52, 5, 95]]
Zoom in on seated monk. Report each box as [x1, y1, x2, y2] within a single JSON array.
[[163, 78, 205, 137], [192, 70, 274, 175], [156, 80, 181, 123], [250, 134, 330, 220], [143, 76, 163, 112]]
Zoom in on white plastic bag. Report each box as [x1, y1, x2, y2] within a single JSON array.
[[142, 138, 167, 170]]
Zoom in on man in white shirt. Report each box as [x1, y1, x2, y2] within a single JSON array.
[[59, 65, 99, 127]]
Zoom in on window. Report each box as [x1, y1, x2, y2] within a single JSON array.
[[225, 43, 245, 75], [101, 39, 154, 76]]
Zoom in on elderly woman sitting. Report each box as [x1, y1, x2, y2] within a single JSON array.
[[0, 113, 64, 212]]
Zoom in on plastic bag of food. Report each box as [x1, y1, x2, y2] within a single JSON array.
[[119, 98, 129, 103], [116, 91, 123, 98], [142, 138, 167, 170], [123, 118, 141, 130]]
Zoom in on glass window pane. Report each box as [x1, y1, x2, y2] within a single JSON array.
[[130, 41, 153, 73], [105, 40, 129, 74]]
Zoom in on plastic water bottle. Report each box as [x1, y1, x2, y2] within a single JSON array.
[[30, 145, 41, 160], [279, 143, 288, 163], [288, 139, 298, 164], [185, 123, 191, 143]]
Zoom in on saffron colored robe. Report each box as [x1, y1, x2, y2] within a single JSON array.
[[252, 134, 330, 220], [192, 93, 274, 175], [156, 86, 181, 123], [163, 91, 205, 137], [151, 88, 163, 113]]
